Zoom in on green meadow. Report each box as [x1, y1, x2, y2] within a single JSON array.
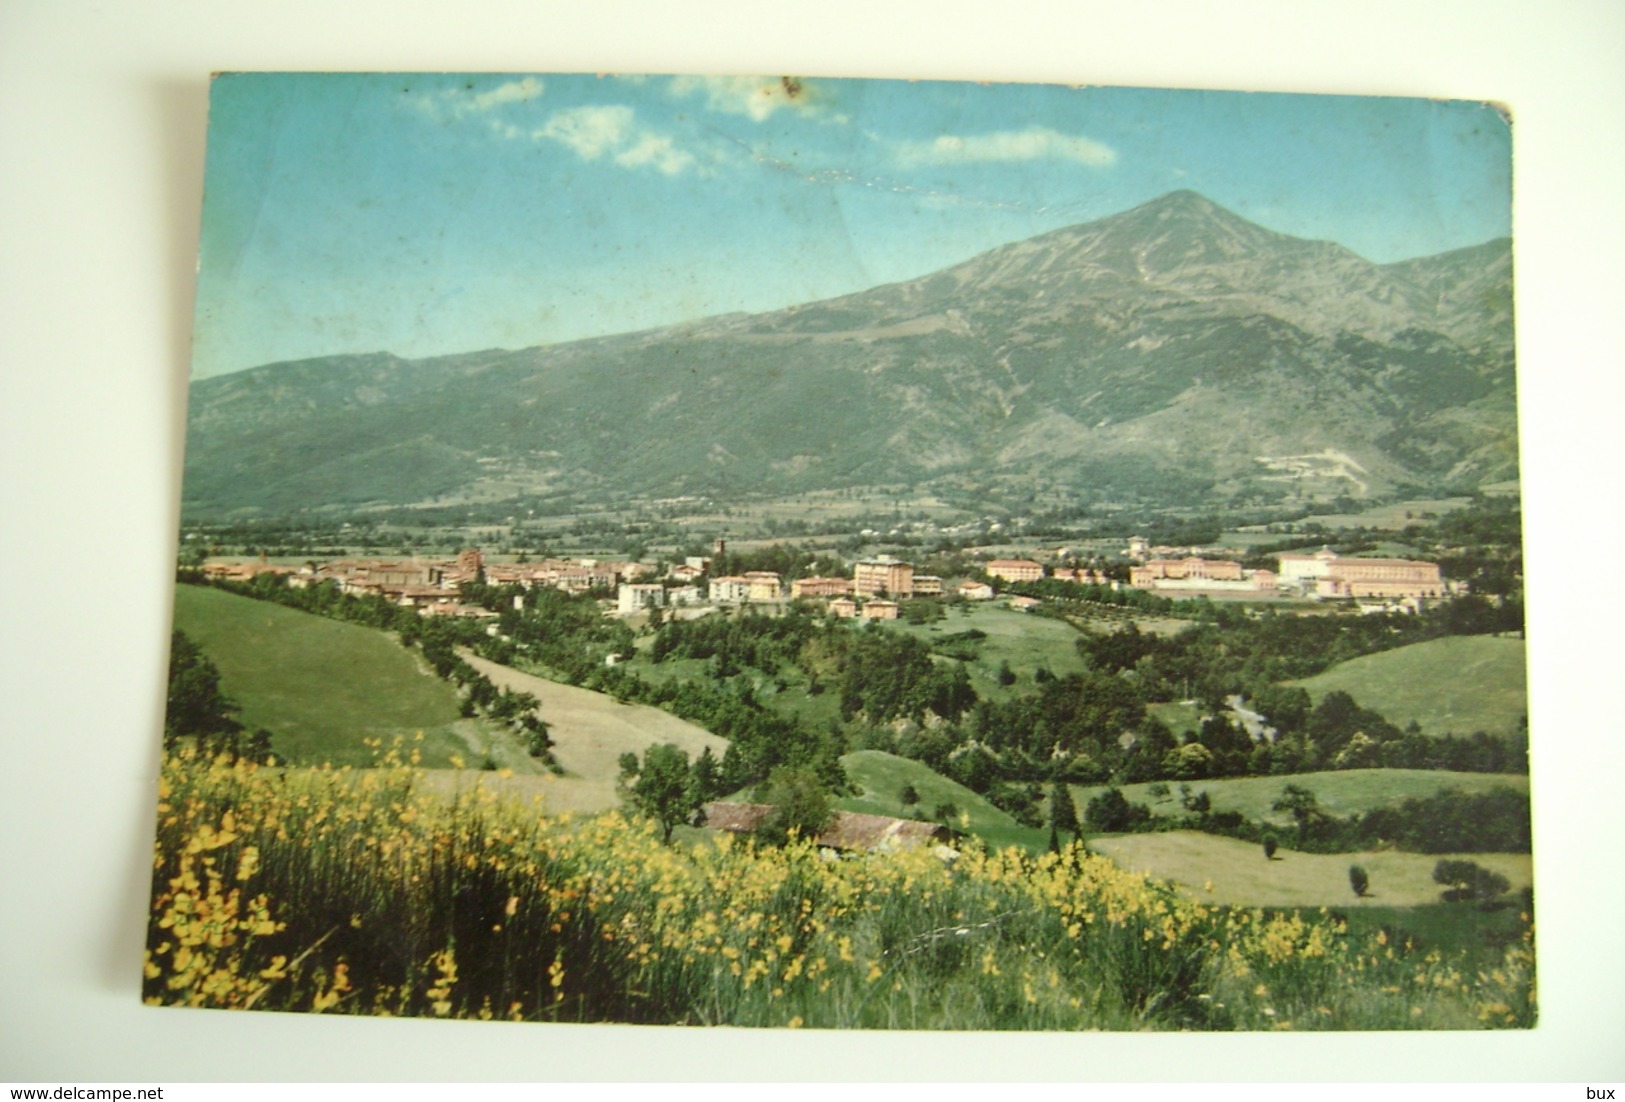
[[873, 602, 1089, 702], [1287, 634, 1527, 738], [1072, 768, 1530, 829], [171, 584, 503, 768], [835, 749, 1049, 852]]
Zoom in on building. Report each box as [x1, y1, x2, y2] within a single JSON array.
[[985, 558, 1044, 583], [1276, 548, 1445, 599], [790, 576, 853, 599], [617, 583, 667, 615], [700, 803, 951, 853], [828, 597, 859, 619], [743, 571, 783, 601], [912, 575, 943, 596], [1129, 556, 1279, 595], [860, 599, 900, 621], [201, 558, 300, 584], [1130, 556, 1245, 587], [852, 556, 914, 598], [958, 581, 995, 601], [708, 575, 753, 603]]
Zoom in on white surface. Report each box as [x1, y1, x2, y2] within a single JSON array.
[[1, 0, 1621, 1083]]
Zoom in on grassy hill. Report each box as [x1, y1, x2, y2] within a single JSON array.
[[460, 651, 727, 814], [1287, 634, 1527, 738], [870, 602, 1089, 702], [171, 584, 497, 768], [836, 749, 1048, 853], [1072, 768, 1529, 830]]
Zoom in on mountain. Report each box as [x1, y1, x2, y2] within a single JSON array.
[[180, 190, 1518, 518]]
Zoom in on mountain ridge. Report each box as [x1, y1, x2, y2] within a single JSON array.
[[181, 191, 1517, 518]]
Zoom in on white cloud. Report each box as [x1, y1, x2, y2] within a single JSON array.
[[538, 105, 702, 176], [538, 105, 634, 160], [896, 126, 1118, 168], [413, 77, 547, 124], [463, 76, 545, 114], [613, 133, 696, 176], [668, 75, 834, 122]]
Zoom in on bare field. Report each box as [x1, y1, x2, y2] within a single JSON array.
[[1090, 830, 1532, 909]]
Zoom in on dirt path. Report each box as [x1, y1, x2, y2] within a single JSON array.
[[444, 652, 728, 814]]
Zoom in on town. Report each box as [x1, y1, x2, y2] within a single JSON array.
[[198, 537, 1455, 625]]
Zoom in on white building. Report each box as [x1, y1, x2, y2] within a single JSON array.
[[617, 583, 668, 615]]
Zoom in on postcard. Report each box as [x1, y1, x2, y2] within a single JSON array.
[[148, 72, 1529, 1030]]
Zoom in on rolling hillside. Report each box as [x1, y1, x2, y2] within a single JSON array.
[[171, 584, 489, 768], [1287, 634, 1527, 739]]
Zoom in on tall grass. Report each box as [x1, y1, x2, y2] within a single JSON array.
[[144, 745, 1534, 1030]]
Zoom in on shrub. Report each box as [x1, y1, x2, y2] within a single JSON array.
[[1084, 787, 1153, 834], [1349, 865, 1370, 898], [1433, 859, 1511, 907]]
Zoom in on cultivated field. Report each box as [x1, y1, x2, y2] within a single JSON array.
[[1089, 830, 1532, 908], [172, 584, 489, 768], [1288, 634, 1528, 739], [1072, 768, 1530, 827]]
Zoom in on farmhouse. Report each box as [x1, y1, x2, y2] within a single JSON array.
[[828, 597, 859, 619], [700, 802, 951, 853]]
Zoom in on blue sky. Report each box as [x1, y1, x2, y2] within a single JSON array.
[[190, 73, 1512, 379]]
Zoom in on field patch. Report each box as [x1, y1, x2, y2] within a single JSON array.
[[172, 584, 485, 768], [462, 652, 728, 814], [874, 602, 1088, 701], [1287, 634, 1527, 739], [1090, 830, 1532, 908], [1073, 768, 1529, 830], [835, 749, 1048, 851]]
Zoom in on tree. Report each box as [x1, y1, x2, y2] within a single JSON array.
[[620, 743, 701, 844], [689, 746, 724, 805], [899, 783, 920, 807], [757, 765, 833, 845], [1263, 836, 1279, 860], [1084, 787, 1149, 833], [1048, 780, 1080, 847], [1349, 864, 1371, 898], [164, 630, 248, 754], [1272, 783, 1323, 847], [1433, 859, 1510, 907]]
